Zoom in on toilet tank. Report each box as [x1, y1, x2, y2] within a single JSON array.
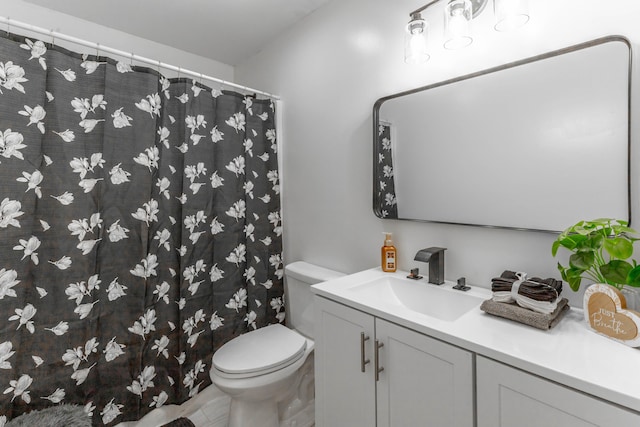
[[285, 261, 345, 338]]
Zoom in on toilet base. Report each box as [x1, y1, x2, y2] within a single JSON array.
[[228, 398, 279, 427]]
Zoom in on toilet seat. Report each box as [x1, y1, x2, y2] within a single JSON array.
[[212, 324, 307, 379]]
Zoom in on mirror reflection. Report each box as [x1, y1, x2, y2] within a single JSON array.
[[374, 37, 631, 232]]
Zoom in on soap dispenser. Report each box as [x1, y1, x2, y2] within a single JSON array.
[[381, 232, 397, 272]]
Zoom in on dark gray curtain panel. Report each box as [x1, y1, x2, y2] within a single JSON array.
[[0, 33, 283, 425], [376, 123, 397, 219]]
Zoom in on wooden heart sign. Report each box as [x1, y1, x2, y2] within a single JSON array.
[[583, 284, 640, 347]]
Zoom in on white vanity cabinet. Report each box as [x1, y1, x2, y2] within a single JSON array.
[[314, 295, 376, 427], [312, 268, 640, 427], [375, 317, 474, 427], [476, 356, 640, 427], [314, 296, 474, 427]]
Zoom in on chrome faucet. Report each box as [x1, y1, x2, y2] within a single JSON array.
[[414, 247, 446, 285]]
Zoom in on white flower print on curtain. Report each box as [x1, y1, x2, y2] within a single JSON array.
[[0, 34, 283, 425], [376, 122, 397, 219]]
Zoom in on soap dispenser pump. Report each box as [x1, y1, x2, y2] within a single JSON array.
[[381, 232, 397, 272]]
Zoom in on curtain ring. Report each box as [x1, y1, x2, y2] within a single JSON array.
[[177, 66, 181, 79], [130, 52, 134, 66], [6, 17, 10, 36], [96, 42, 100, 59], [50, 29, 55, 47]]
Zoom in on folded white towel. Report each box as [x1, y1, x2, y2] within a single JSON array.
[[492, 291, 558, 314]]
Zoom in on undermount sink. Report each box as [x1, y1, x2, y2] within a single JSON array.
[[348, 276, 483, 321]]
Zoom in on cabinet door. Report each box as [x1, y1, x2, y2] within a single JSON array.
[[375, 318, 474, 427], [477, 356, 640, 427], [314, 296, 376, 427]]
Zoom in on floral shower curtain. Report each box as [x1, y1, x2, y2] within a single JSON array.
[[376, 122, 397, 219], [0, 32, 283, 425]]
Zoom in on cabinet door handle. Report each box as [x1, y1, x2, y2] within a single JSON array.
[[360, 332, 370, 373], [375, 340, 384, 381]]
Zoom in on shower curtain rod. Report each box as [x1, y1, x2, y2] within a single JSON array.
[[0, 16, 281, 100]]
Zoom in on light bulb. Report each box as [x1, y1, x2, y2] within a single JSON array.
[[444, 0, 472, 50], [405, 13, 429, 64], [405, 31, 429, 64], [494, 0, 529, 32]]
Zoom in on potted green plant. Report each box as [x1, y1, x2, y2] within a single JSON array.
[[552, 219, 640, 306]]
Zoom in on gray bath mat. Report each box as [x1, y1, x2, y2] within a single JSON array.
[[6, 404, 90, 427]]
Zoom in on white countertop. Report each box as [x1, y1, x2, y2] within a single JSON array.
[[311, 267, 640, 413]]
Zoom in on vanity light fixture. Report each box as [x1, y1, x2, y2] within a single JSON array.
[[404, 0, 529, 64]]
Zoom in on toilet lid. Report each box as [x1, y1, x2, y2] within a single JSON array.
[[212, 324, 307, 377]]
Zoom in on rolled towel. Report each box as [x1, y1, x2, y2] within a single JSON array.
[[491, 270, 562, 302], [491, 271, 563, 314]]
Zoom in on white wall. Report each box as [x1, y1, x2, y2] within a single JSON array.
[[236, 0, 640, 308], [1, 0, 234, 81], [4, 0, 638, 307]]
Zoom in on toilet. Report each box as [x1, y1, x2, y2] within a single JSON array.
[[210, 261, 344, 427]]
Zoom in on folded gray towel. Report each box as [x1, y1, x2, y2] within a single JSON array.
[[480, 297, 569, 330]]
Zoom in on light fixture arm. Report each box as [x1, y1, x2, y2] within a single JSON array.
[[410, 0, 442, 17], [410, 0, 488, 19]]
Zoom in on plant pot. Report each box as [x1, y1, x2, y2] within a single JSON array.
[[621, 285, 640, 312]]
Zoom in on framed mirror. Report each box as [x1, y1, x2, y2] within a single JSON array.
[[373, 36, 631, 232]]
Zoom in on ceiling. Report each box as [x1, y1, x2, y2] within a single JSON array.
[[24, 0, 332, 66]]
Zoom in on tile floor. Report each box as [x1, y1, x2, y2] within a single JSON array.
[[115, 385, 230, 427]]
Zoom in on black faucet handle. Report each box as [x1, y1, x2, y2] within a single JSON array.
[[406, 268, 423, 280], [453, 277, 471, 291]]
